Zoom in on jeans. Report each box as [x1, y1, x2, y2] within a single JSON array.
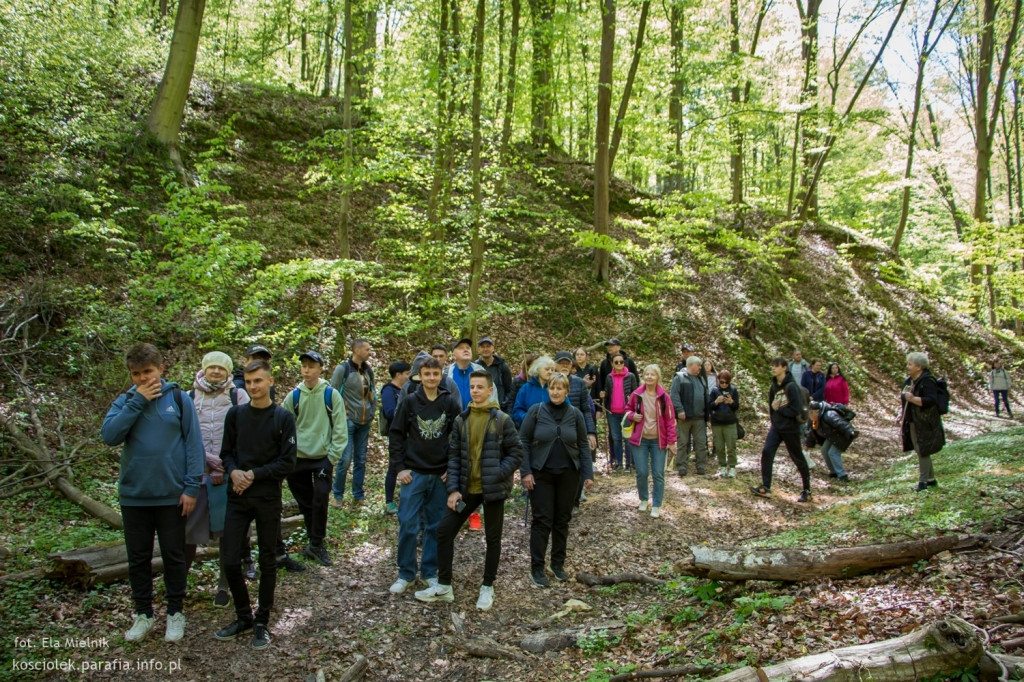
[[821, 438, 847, 478], [529, 467, 580, 571], [712, 423, 738, 467], [760, 428, 810, 492], [122, 504, 187, 617], [676, 418, 708, 473], [436, 494, 506, 587], [994, 390, 1013, 416], [396, 471, 446, 581], [632, 438, 666, 508], [286, 457, 332, 547], [333, 419, 373, 501], [222, 489, 281, 624], [607, 413, 630, 468]]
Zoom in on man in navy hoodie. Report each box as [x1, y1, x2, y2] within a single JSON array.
[[101, 343, 204, 644]]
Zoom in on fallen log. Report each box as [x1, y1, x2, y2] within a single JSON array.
[[576, 572, 666, 587], [992, 611, 1024, 624], [673, 534, 979, 582], [45, 515, 306, 587], [609, 665, 720, 681], [458, 636, 532, 662], [337, 654, 368, 682], [520, 621, 626, 654], [708, 616, 982, 681]]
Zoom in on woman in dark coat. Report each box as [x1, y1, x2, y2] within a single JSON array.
[[519, 373, 593, 588], [900, 352, 945, 491]]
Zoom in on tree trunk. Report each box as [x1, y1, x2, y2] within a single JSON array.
[[527, 0, 556, 149], [709, 617, 982, 681], [608, 0, 649, 171], [497, 0, 521, 195], [464, 0, 486, 341], [593, 0, 614, 282], [924, 102, 970, 242], [793, 0, 820, 220], [666, 3, 684, 193], [147, 0, 207, 150], [321, 0, 337, 98], [729, 0, 743, 205]]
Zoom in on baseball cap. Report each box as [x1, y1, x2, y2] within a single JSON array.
[[245, 344, 271, 358], [554, 351, 574, 363], [299, 350, 324, 365], [604, 338, 622, 347], [477, 337, 494, 346], [453, 337, 474, 350]]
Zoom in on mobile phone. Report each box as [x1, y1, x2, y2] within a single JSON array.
[[455, 500, 466, 513]]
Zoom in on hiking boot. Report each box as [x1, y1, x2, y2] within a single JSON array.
[[637, 500, 649, 512], [414, 583, 454, 603], [727, 467, 736, 478], [330, 497, 344, 509], [915, 481, 928, 492], [650, 506, 661, 518], [551, 566, 569, 582], [251, 624, 271, 650], [303, 544, 333, 567], [837, 475, 850, 483], [926, 479, 938, 488], [164, 612, 186, 642], [798, 490, 811, 503], [385, 502, 398, 515], [390, 578, 412, 594], [828, 472, 838, 479], [677, 469, 688, 478], [277, 554, 307, 572], [468, 511, 482, 531], [214, 619, 253, 641], [530, 569, 550, 588], [124, 613, 154, 642], [243, 561, 259, 581], [476, 585, 494, 611]]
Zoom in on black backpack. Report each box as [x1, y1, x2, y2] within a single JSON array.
[[934, 376, 950, 415]]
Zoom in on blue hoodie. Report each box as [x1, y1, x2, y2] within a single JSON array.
[[101, 380, 204, 507]]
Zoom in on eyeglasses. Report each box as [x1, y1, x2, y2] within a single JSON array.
[[612, 360, 624, 366]]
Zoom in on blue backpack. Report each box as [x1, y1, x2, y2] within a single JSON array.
[[291, 386, 336, 430]]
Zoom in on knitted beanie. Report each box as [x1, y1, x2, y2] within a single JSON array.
[[202, 351, 234, 374]]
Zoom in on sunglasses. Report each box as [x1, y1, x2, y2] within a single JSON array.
[[612, 361, 624, 365]]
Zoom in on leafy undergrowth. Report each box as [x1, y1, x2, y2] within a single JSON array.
[[1, 411, 1022, 680]]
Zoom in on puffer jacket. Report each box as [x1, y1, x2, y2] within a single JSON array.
[[513, 376, 550, 426], [625, 386, 678, 449], [191, 371, 250, 477], [901, 370, 946, 457], [447, 406, 524, 502], [806, 403, 857, 451]]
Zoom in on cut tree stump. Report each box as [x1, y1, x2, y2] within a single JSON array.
[[673, 534, 979, 581], [708, 616, 982, 681]]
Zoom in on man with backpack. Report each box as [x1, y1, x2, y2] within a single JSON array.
[[283, 351, 348, 566], [900, 352, 946, 492], [101, 343, 204, 643], [381, 361, 411, 515], [806, 401, 858, 482], [330, 339, 375, 506], [671, 356, 710, 476]]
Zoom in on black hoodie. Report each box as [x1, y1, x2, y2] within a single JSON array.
[[388, 383, 462, 475], [768, 371, 804, 434]]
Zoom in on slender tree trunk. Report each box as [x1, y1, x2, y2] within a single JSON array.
[[147, 0, 207, 154], [329, 0, 356, 355], [608, 0, 649, 171], [729, 0, 743, 205], [593, 0, 614, 282], [465, 0, 486, 340], [321, 0, 337, 98], [794, 0, 820, 220], [496, 0, 520, 196], [426, 0, 454, 239], [924, 103, 969, 241], [667, 2, 684, 192], [528, 0, 556, 150]]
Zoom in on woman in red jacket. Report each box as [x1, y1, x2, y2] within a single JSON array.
[[823, 363, 850, 405], [624, 365, 677, 518]]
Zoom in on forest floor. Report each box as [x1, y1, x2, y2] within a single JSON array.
[[4, 408, 1024, 682]]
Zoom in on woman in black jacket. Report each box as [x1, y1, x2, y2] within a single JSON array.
[[520, 373, 594, 587], [751, 357, 811, 502], [900, 352, 945, 491]]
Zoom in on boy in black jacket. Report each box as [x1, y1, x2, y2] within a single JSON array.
[[751, 357, 811, 502], [215, 360, 296, 650], [806, 401, 857, 482]]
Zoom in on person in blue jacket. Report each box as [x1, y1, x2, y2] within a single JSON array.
[[101, 343, 204, 644], [512, 356, 556, 426], [800, 359, 826, 402]]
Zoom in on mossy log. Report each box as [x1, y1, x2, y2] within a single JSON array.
[[709, 616, 982, 681]]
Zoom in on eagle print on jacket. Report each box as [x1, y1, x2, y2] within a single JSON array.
[[417, 413, 448, 440]]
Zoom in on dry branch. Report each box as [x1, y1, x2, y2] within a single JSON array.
[[609, 665, 720, 681], [337, 654, 368, 682], [993, 611, 1024, 624], [575, 572, 666, 587], [457, 636, 531, 662]]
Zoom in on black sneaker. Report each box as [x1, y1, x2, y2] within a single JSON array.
[[244, 561, 259, 581], [828, 472, 838, 479], [251, 624, 271, 650], [915, 481, 928, 492], [926, 479, 938, 488], [797, 490, 811, 503], [530, 569, 550, 588], [215, 620, 253, 641], [551, 566, 569, 582], [837, 475, 850, 482], [277, 555, 307, 572], [213, 590, 231, 608], [677, 470, 688, 478], [302, 544, 333, 567]]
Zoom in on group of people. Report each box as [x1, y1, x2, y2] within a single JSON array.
[[101, 334, 958, 651]]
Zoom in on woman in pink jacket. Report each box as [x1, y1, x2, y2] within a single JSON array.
[[823, 363, 850, 405], [625, 365, 677, 518]]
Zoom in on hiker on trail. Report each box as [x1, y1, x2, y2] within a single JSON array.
[[899, 352, 946, 492], [703, 359, 719, 393], [444, 338, 497, 410], [284, 351, 348, 566], [674, 342, 695, 374], [431, 345, 449, 368], [476, 336, 514, 412], [509, 352, 538, 419], [388, 356, 462, 595], [555, 350, 598, 514], [750, 357, 811, 503], [824, 363, 850, 405], [596, 338, 639, 400], [708, 369, 740, 479], [185, 351, 250, 609], [233, 344, 276, 403], [787, 350, 810, 388], [519, 372, 593, 587], [801, 359, 826, 402], [101, 343, 204, 643], [216, 359, 296, 650], [624, 365, 677, 518], [600, 352, 640, 472], [381, 360, 411, 515], [513, 355, 557, 427], [414, 370, 523, 610], [406, 348, 462, 403], [670, 356, 709, 476], [806, 401, 857, 482], [330, 339, 375, 506], [571, 347, 599, 390], [989, 359, 1013, 419]]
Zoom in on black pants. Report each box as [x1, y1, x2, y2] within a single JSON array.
[[223, 490, 281, 625], [286, 458, 332, 547], [436, 493, 506, 587], [530, 468, 579, 572], [760, 427, 810, 491], [385, 460, 400, 504], [122, 504, 187, 617]]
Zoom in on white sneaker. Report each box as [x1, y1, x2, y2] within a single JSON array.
[[389, 578, 411, 594], [718, 467, 728, 477], [637, 500, 649, 512], [580, 489, 587, 501], [728, 467, 736, 478], [164, 612, 185, 642], [476, 585, 494, 611], [650, 507, 661, 518], [426, 576, 439, 589], [415, 583, 454, 603], [124, 613, 155, 642]]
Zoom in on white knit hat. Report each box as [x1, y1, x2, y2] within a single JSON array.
[[202, 351, 234, 374]]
